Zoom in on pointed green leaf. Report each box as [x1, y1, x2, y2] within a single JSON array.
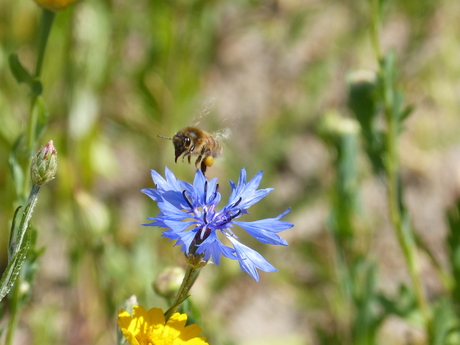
[[8, 53, 34, 84], [0, 244, 29, 302], [7, 136, 24, 198], [8, 206, 22, 261]]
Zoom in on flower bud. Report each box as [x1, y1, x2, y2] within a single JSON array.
[[153, 267, 185, 299], [120, 295, 138, 316], [33, 0, 78, 11], [30, 140, 57, 186]]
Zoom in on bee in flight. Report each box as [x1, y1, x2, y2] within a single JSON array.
[[158, 126, 223, 175]]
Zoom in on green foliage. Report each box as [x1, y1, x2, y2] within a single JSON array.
[[447, 201, 460, 317], [8, 54, 42, 97]]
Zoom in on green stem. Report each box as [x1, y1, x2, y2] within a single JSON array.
[[5, 185, 41, 345], [5, 275, 21, 345], [5, 8, 55, 345], [385, 105, 431, 329], [369, 0, 431, 333], [34, 9, 55, 79], [9, 185, 41, 262], [24, 9, 55, 198], [369, 0, 383, 62], [164, 265, 201, 322]]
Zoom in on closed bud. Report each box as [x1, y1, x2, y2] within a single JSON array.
[[153, 267, 185, 299], [30, 140, 57, 186], [120, 295, 138, 316]]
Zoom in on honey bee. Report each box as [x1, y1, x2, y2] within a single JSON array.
[[158, 126, 223, 174]]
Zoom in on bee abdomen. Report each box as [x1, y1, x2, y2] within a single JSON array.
[[204, 136, 222, 157]]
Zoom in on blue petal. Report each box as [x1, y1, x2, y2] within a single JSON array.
[[228, 168, 247, 204], [227, 170, 273, 210], [150, 169, 168, 189], [156, 201, 191, 220], [180, 181, 199, 208], [162, 227, 199, 254], [142, 220, 164, 227], [233, 208, 293, 245], [160, 190, 190, 209], [242, 170, 263, 193], [234, 221, 289, 245], [150, 167, 181, 192], [163, 219, 197, 232], [205, 177, 220, 205], [141, 188, 162, 202], [192, 169, 207, 205], [164, 167, 183, 191], [145, 168, 187, 208], [228, 237, 277, 281]]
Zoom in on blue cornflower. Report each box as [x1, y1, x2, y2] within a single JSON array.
[[142, 167, 293, 281]]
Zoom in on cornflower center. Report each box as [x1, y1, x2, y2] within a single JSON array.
[[181, 181, 243, 248]]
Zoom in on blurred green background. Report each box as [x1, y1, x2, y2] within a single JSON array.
[[1, 0, 460, 344]]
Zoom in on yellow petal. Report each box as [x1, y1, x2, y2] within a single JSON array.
[[146, 307, 165, 326], [117, 308, 135, 332], [180, 324, 203, 341], [117, 306, 208, 345], [131, 306, 149, 335], [120, 328, 141, 345]]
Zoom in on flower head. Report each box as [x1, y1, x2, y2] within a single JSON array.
[[34, 0, 78, 11], [117, 306, 208, 345], [142, 167, 293, 281], [30, 140, 57, 186]]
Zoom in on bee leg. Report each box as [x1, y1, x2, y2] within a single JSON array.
[[194, 144, 208, 169], [200, 160, 207, 175], [182, 151, 191, 164], [195, 154, 203, 168]]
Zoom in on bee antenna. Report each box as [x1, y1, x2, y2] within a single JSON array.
[[158, 135, 172, 140]]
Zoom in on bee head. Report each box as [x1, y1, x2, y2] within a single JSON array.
[[172, 132, 192, 162]]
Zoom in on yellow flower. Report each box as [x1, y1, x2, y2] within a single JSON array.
[[33, 0, 78, 11], [117, 306, 208, 345]]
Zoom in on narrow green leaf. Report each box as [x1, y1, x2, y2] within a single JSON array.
[[8, 206, 22, 260], [0, 225, 33, 302], [0, 243, 30, 302], [8, 53, 33, 85], [9, 186, 40, 261], [400, 104, 414, 123], [7, 136, 24, 198], [430, 298, 459, 345]]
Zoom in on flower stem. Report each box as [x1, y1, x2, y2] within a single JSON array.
[[34, 9, 55, 79], [5, 275, 21, 345], [369, 0, 383, 62], [4, 8, 55, 345], [164, 265, 201, 322], [5, 185, 41, 345], [384, 100, 431, 329], [25, 9, 55, 192], [369, 0, 431, 333]]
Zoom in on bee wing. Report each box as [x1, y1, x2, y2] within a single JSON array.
[[189, 97, 233, 144], [190, 97, 216, 127], [213, 127, 232, 142]]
